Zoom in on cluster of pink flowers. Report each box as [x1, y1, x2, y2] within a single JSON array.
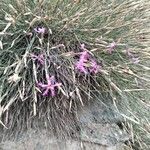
[[30, 53, 61, 97], [75, 44, 100, 74], [31, 27, 139, 97], [30, 43, 101, 97], [106, 41, 139, 64], [30, 43, 139, 97]]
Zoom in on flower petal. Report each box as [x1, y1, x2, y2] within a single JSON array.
[[43, 88, 50, 96]]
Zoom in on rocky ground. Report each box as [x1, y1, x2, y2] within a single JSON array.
[[0, 101, 130, 150], [0, 129, 129, 150]]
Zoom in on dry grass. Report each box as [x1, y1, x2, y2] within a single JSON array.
[[0, 0, 150, 149]]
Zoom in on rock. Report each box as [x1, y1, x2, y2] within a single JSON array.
[[0, 129, 129, 150], [77, 100, 124, 124], [80, 123, 129, 147], [0, 97, 129, 150]]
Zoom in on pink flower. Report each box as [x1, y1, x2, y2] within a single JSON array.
[[75, 61, 88, 74], [37, 75, 62, 97], [75, 50, 90, 74], [34, 27, 46, 34], [89, 60, 100, 74], [75, 44, 101, 74], [79, 51, 90, 62], [107, 42, 116, 54], [79, 44, 90, 61], [30, 53, 45, 65]]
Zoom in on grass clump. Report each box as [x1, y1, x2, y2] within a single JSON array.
[[0, 0, 150, 149]]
